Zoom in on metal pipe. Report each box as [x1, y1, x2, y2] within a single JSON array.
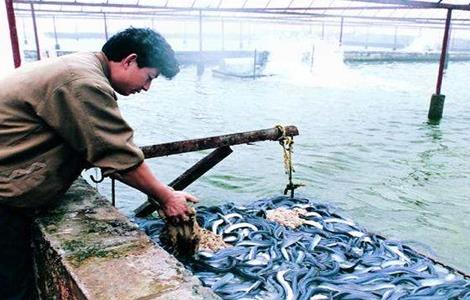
[[393, 26, 397, 50], [30, 2, 40, 60], [140, 125, 299, 159], [198, 10, 202, 53], [197, 10, 204, 76], [12, 6, 469, 26], [347, 0, 468, 10], [134, 146, 233, 217], [53, 15, 59, 49], [103, 12, 108, 40], [339, 17, 344, 46], [5, 0, 21, 67], [435, 9, 452, 95], [221, 18, 224, 51], [253, 49, 257, 79], [13, 0, 470, 12], [239, 22, 243, 49]]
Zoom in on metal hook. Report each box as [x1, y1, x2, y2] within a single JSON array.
[[90, 169, 104, 183]]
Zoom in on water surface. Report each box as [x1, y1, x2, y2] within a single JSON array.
[[88, 59, 470, 274]]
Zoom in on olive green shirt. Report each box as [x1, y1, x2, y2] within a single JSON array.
[[0, 52, 144, 208]]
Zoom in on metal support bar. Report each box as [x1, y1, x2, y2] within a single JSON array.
[[221, 18, 225, 51], [134, 146, 233, 217], [53, 16, 60, 49], [435, 9, 452, 95], [393, 26, 398, 50], [428, 9, 452, 121], [103, 12, 108, 40], [30, 3, 40, 60], [197, 10, 204, 76], [140, 125, 299, 159], [6, 0, 21, 68], [339, 17, 344, 46], [198, 11, 202, 54], [253, 49, 257, 79], [111, 177, 115, 206]]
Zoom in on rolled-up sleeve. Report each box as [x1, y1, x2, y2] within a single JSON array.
[[36, 78, 144, 176]]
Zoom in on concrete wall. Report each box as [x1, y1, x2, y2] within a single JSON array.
[[33, 178, 219, 300]]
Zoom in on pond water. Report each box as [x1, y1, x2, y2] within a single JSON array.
[[87, 56, 470, 274]]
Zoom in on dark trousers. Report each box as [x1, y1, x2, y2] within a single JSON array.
[[0, 205, 36, 300]]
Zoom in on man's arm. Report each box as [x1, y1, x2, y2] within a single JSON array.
[[116, 162, 198, 222]]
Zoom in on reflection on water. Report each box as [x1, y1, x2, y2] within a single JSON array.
[[87, 60, 470, 274]]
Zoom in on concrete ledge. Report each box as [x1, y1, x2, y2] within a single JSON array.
[[33, 177, 218, 300]]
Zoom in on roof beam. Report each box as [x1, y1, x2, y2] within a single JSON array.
[[14, 0, 470, 11], [348, 0, 470, 10]]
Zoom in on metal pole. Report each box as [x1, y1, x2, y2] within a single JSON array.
[[239, 22, 243, 49], [103, 12, 108, 40], [5, 0, 21, 67], [198, 10, 202, 53], [339, 17, 344, 47], [435, 9, 452, 95], [310, 44, 315, 72], [53, 16, 60, 50], [393, 26, 397, 50], [197, 10, 204, 76], [140, 126, 299, 159], [428, 8, 452, 121], [30, 2, 40, 60], [221, 18, 224, 51], [321, 22, 325, 40], [253, 49, 257, 79]]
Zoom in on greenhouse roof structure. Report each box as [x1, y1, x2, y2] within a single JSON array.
[[10, 0, 470, 27]]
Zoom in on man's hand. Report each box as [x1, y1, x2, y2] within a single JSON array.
[[160, 191, 199, 223], [117, 162, 199, 222]]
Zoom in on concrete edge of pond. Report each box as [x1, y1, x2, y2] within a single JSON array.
[[32, 177, 220, 300]]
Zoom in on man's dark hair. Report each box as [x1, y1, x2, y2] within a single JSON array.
[[102, 27, 179, 79]]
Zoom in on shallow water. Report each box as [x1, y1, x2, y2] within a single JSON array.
[[88, 59, 470, 274]]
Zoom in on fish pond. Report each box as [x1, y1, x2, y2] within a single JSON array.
[[89, 58, 470, 276]]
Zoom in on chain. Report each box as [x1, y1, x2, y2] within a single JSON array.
[[275, 125, 303, 198]]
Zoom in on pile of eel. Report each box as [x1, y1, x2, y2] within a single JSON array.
[[141, 196, 470, 299]]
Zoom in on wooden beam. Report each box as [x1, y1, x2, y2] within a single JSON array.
[[134, 146, 233, 217], [140, 126, 299, 159]]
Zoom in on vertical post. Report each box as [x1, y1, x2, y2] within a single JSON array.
[[339, 17, 344, 47], [435, 9, 452, 96], [111, 178, 116, 207], [197, 10, 204, 76], [53, 16, 60, 50], [445, 23, 452, 70], [183, 22, 187, 46], [253, 49, 257, 79], [5, 0, 21, 68], [239, 22, 243, 49], [103, 12, 108, 41], [310, 44, 315, 72], [428, 9, 452, 121], [22, 18, 28, 45], [393, 26, 397, 50], [365, 27, 369, 49], [30, 3, 40, 61], [321, 22, 325, 40], [221, 18, 224, 51]]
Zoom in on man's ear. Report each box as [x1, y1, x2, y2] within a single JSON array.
[[121, 53, 138, 69]]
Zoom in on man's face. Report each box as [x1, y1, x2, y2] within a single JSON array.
[[110, 54, 159, 96]]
